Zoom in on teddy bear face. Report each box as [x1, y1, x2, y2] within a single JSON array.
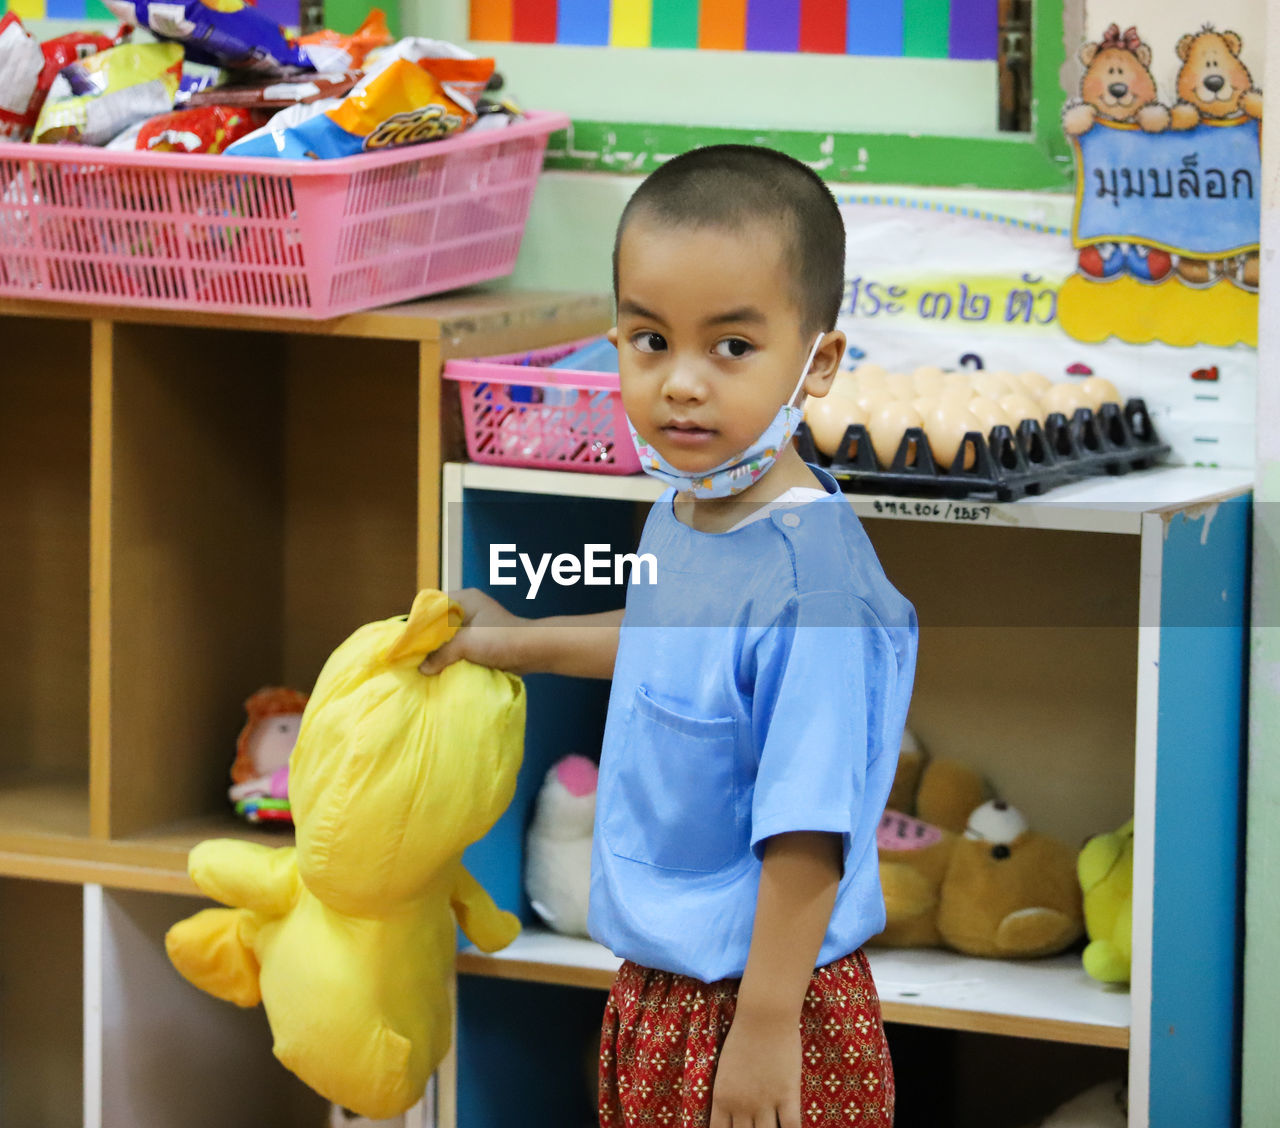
[[1079, 43, 1159, 123], [1176, 30, 1254, 118]]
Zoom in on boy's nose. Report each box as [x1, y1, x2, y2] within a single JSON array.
[[661, 363, 707, 402]]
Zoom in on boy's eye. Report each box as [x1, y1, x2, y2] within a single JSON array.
[[713, 338, 754, 359], [630, 331, 667, 353]]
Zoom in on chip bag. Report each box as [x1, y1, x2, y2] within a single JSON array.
[[33, 42, 184, 146], [298, 9, 393, 72], [104, 0, 315, 73], [0, 13, 43, 141], [136, 105, 267, 153], [0, 16, 127, 141], [227, 50, 493, 160]]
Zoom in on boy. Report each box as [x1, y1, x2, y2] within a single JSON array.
[[423, 145, 916, 1128]]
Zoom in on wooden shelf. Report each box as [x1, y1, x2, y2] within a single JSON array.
[[457, 928, 1129, 1049], [0, 288, 612, 349], [452, 461, 1253, 535]]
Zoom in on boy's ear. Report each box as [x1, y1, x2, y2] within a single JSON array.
[[803, 331, 847, 397]]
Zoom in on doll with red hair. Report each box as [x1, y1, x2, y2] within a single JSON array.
[[229, 687, 309, 824]]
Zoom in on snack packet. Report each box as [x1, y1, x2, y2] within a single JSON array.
[[186, 70, 359, 110], [0, 13, 43, 141], [135, 105, 267, 153], [227, 48, 494, 160], [0, 17, 127, 141], [298, 9, 392, 71], [33, 41, 184, 146], [104, 0, 315, 74]]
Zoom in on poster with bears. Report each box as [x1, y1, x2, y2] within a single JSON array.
[[1058, 17, 1263, 348]]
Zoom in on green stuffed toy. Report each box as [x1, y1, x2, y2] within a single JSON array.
[[1078, 818, 1134, 985], [165, 590, 526, 1119]]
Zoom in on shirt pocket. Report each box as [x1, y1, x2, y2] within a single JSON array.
[[602, 684, 744, 873]]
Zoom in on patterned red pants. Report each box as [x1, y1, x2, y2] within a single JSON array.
[[599, 950, 894, 1126]]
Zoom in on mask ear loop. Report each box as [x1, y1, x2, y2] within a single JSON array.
[[788, 333, 828, 408]]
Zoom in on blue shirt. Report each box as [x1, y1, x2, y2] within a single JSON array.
[[588, 467, 918, 982]]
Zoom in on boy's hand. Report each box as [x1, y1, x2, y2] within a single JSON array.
[[710, 1010, 802, 1128], [418, 589, 530, 675]]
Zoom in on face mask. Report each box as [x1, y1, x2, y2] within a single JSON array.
[[626, 333, 826, 500]]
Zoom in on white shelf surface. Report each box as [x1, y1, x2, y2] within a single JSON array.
[[458, 928, 1129, 1048], [452, 462, 1252, 536]]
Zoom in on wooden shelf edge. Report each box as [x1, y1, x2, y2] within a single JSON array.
[[0, 847, 195, 894], [456, 951, 617, 991], [456, 939, 1131, 1050], [877, 999, 1130, 1049], [0, 288, 612, 345]]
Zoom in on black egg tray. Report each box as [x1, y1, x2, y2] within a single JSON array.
[[796, 399, 1170, 503]]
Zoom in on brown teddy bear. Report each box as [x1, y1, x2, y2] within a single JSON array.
[[1062, 24, 1170, 136], [1169, 26, 1262, 291], [873, 741, 1084, 959], [1170, 26, 1262, 129]]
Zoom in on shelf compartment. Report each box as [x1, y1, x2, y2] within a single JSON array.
[[0, 877, 83, 1128], [0, 317, 92, 837], [458, 928, 1128, 1049], [94, 325, 422, 840], [85, 886, 328, 1128]]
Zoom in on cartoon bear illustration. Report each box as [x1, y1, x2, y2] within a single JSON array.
[[1062, 24, 1171, 136], [1170, 27, 1262, 291], [1170, 26, 1263, 129]]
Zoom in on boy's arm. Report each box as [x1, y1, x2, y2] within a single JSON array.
[[418, 588, 622, 679], [710, 830, 842, 1128]]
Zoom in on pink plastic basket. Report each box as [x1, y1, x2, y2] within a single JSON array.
[[0, 110, 567, 319], [444, 339, 641, 475]]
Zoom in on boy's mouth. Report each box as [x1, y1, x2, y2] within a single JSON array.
[[661, 420, 717, 446]]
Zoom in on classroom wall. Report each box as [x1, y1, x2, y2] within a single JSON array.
[[401, 0, 1268, 295]]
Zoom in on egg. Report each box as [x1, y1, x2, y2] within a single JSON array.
[[938, 384, 978, 409], [851, 363, 888, 384], [804, 396, 864, 457], [1078, 376, 1121, 412], [999, 393, 1041, 426], [867, 401, 924, 469], [884, 373, 917, 401], [1041, 382, 1090, 420], [943, 370, 975, 391], [829, 368, 861, 400], [912, 395, 940, 418], [970, 370, 1015, 401], [1016, 370, 1052, 397], [911, 366, 947, 396], [968, 396, 1013, 436], [855, 386, 893, 414], [922, 402, 980, 471]]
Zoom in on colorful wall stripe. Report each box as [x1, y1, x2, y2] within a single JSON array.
[[610, 0, 650, 47], [799, 0, 845, 54], [698, 0, 746, 51], [469, 0, 996, 60], [5, 0, 115, 18]]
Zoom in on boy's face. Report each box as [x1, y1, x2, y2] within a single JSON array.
[[609, 217, 819, 476]]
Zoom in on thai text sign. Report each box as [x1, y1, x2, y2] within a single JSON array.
[[1074, 119, 1260, 256]]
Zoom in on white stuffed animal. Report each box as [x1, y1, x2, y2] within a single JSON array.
[[1026, 1079, 1127, 1128], [525, 754, 598, 937]]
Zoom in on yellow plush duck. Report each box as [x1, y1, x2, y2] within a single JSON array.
[[1078, 818, 1134, 985], [165, 590, 525, 1119]]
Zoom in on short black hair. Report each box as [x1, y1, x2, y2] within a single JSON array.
[[612, 144, 846, 334]]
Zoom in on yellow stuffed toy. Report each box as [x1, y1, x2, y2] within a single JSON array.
[[165, 590, 526, 1119], [1078, 818, 1134, 985]]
